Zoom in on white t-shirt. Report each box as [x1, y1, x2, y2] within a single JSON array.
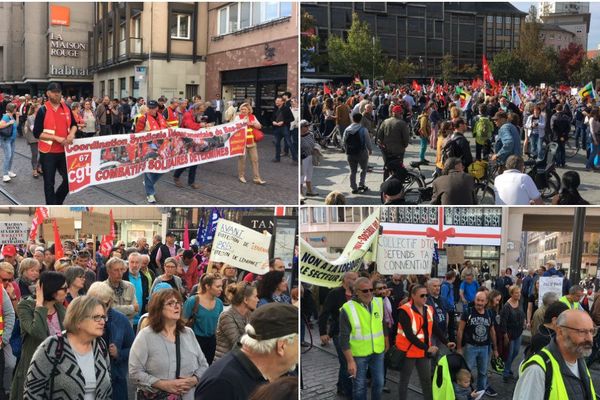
[[494, 170, 541, 205]]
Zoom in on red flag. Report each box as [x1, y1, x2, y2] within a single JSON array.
[[183, 220, 190, 250], [412, 80, 421, 92], [323, 84, 331, 95], [482, 55, 496, 86], [99, 210, 115, 258], [275, 207, 286, 217], [29, 207, 49, 241], [52, 220, 64, 260]]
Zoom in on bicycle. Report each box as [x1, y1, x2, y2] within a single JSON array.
[[524, 142, 560, 199]]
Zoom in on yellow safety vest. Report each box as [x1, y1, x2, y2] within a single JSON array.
[[341, 298, 385, 357], [559, 296, 580, 310], [520, 348, 597, 400], [432, 355, 455, 400]]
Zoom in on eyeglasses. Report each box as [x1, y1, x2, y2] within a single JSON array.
[[358, 288, 374, 293], [1, 278, 13, 283], [376, 287, 388, 291], [57, 285, 68, 292], [164, 300, 182, 308], [88, 314, 107, 322], [559, 325, 599, 337]]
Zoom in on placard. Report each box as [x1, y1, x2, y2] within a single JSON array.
[[0, 222, 28, 244], [42, 218, 76, 241], [538, 276, 563, 307], [209, 219, 272, 275], [376, 235, 434, 275], [438, 250, 448, 278], [273, 217, 297, 270], [447, 246, 465, 265], [80, 212, 110, 236]]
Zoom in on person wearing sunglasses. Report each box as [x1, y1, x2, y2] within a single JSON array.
[[339, 277, 388, 400], [11, 271, 68, 400], [23, 295, 112, 399], [514, 309, 598, 400]]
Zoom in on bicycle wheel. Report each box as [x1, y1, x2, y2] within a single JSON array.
[[565, 134, 579, 159], [539, 171, 560, 199], [474, 183, 495, 205], [403, 171, 425, 191]]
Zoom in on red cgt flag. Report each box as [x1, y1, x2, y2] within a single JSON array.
[[99, 210, 115, 258], [52, 219, 64, 260], [29, 207, 49, 241], [482, 55, 496, 86]]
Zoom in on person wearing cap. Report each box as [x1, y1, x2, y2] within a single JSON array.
[[430, 157, 476, 205], [194, 302, 298, 400], [155, 232, 181, 273], [300, 119, 318, 198], [1, 245, 18, 273], [135, 100, 168, 203], [493, 155, 542, 205], [380, 175, 405, 205], [32, 82, 78, 205], [376, 104, 410, 180], [491, 110, 521, 164], [339, 277, 388, 400]]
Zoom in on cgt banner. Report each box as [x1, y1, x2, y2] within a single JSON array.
[[300, 210, 380, 288], [64, 121, 247, 193], [209, 219, 272, 275]]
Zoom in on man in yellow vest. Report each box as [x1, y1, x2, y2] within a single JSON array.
[[559, 285, 584, 310], [340, 277, 388, 400], [514, 309, 597, 400]]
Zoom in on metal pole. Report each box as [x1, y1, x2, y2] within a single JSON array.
[[569, 207, 586, 285], [372, 36, 375, 85]]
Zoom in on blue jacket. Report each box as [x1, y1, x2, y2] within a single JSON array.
[[104, 308, 135, 400], [495, 122, 521, 163], [440, 280, 455, 311]]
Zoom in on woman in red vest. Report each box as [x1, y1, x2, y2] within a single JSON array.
[[396, 284, 455, 400], [236, 103, 266, 185]]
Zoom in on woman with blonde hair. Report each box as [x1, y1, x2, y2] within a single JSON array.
[[236, 102, 266, 185]]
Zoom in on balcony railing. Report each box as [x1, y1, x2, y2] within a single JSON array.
[[130, 37, 142, 54], [119, 39, 126, 57], [92, 38, 144, 71]]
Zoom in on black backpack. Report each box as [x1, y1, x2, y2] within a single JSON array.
[[345, 127, 365, 155], [442, 137, 460, 164], [553, 112, 571, 135]]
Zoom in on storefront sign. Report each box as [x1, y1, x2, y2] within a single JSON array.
[[64, 121, 247, 193], [300, 210, 380, 288], [50, 33, 86, 58], [0, 222, 28, 244], [209, 219, 271, 275], [50, 5, 70, 26], [240, 216, 274, 234], [50, 65, 89, 77], [538, 276, 563, 307], [376, 235, 434, 275], [135, 66, 147, 81]]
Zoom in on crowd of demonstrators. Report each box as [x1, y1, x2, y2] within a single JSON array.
[[2, 85, 297, 204], [301, 80, 598, 205], [306, 258, 599, 400], [0, 232, 298, 400]]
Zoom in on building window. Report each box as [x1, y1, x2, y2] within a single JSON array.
[[109, 79, 115, 99], [218, 2, 292, 35], [100, 81, 105, 96], [119, 77, 126, 98], [487, 15, 493, 23], [311, 208, 326, 224], [171, 13, 191, 40], [496, 15, 502, 24]]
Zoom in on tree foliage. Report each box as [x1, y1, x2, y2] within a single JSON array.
[[489, 50, 526, 82], [326, 12, 386, 78], [572, 57, 600, 84], [440, 54, 455, 83], [383, 59, 416, 83], [558, 43, 586, 83]]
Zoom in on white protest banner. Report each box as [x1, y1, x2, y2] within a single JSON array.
[[300, 210, 380, 288], [0, 222, 28, 244], [209, 219, 271, 275], [64, 121, 247, 193], [538, 276, 563, 307], [571, 88, 578, 96], [376, 235, 434, 275]]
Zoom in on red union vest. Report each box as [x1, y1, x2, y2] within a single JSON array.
[[39, 101, 72, 154], [396, 302, 434, 358], [166, 106, 179, 128], [136, 112, 167, 133], [239, 113, 257, 146]]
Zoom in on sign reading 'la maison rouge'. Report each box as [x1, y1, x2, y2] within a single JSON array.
[[49, 32, 90, 77]]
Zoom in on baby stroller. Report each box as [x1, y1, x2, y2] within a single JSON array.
[[432, 352, 473, 400]]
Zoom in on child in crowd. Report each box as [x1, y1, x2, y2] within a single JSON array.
[[454, 369, 477, 400]]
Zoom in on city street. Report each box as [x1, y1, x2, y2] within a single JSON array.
[[301, 324, 600, 400], [0, 133, 297, 205], [303, 131, 600, 205]]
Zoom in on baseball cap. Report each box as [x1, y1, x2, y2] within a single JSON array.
[[491, 111, 508, 120], [247, 303, 298, 340], [47, 82, 62, 92], [147, 100, 159, 108], [86, 239, 94, 244], [380, 178, 404, 197], [166, 231, 176, 237], [392, 105, 403, 114], [2, 245, 16, 257]]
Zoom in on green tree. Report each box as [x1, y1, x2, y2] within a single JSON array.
[[301, 12, 321, 71], [326, 12, 386, 78], [440, 54, 455, 82], [489, 49, 526, 82], [572, 57, 600, 84], [383, 59, 416, 83], [558, 42, 586, 83]]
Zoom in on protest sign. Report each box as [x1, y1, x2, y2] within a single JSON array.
[[64, 121, 247, 193], [376, 235, 434, 275], [0, 222, 28, 244], [300, 210, 380, 288], [438, 251, 448, 278], [42, 218, 75, 241], [209, 219, 271, 275], [80, 211, 110, 236], [447, 246, 465, 264], [538, 276, 563, 307]]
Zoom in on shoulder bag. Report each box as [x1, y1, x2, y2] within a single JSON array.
[[185, 295, 200, 328], [0, 117, 13, 138]]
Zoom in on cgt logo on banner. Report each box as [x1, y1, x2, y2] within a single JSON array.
[[65, 121, 247, 193], [376, 235, 434, 275], [300, 210, 380, 288]]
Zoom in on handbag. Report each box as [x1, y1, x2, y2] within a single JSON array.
[[185, 295, 200, 328], [252, 128, 264, 143], [0, 121, 12, 138], [385, 345, 407, 371], [137, 333, 182, 400]]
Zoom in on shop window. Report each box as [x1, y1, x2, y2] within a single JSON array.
[[171, 13, 191, 40]]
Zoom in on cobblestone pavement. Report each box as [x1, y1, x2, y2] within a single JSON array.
[[301, 324, 600, 400], [0, 133, 298, 205], [303, 131, 600, 205]]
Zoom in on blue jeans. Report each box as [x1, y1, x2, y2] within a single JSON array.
[[333, 336, 352, 397], [419, 137, 428, 161], [1, 138, 14, 175], [464, 344, 490, 391], [353, 352, 384, 400], [575, 125, 587, 149], [529, 133, 539, 159], [273, 125, 297, 161], [143, 173, 162, 196], [555, 140, 566, 166], [586, 142, 600, 168], [503, 335, 522, 378]]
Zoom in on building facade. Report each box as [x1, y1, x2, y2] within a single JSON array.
[[90, 2, 208, 101], [539, 23, 577, 51], [538, 2, 589, 17], [206, 2, 297, 124], [301, 2, 526, 79], [0, 2, 94, 96], [539, 12, 590, 50]]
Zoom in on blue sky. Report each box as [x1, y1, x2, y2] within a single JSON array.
[[513, 2, 600, 50]]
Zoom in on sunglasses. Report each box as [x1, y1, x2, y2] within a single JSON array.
[[358, 288, 374, 293], [418, 294, 428, 298], [1, 278, 13, 283]]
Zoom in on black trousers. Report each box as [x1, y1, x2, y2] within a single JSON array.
[[196, 335, 216, 365], [39, 152, 69, 205]]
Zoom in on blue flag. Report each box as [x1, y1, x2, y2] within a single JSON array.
[[203, 208, 220, 244], [196, 216, 205, 245]]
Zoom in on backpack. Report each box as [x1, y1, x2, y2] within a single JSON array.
[[553, 112, 571, 135], [442, 137, 460, 164], [345, 127, 365, 155], [473, 117, 493, 144]]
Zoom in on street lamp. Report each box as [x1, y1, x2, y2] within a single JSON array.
[[372, 36, 375, 87], [418, 56, 424, 79]]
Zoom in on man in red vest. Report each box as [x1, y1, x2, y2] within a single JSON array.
[[32, 82, 78, 205], [135, 100, 167, 203], [173, 102, 205, 189]]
